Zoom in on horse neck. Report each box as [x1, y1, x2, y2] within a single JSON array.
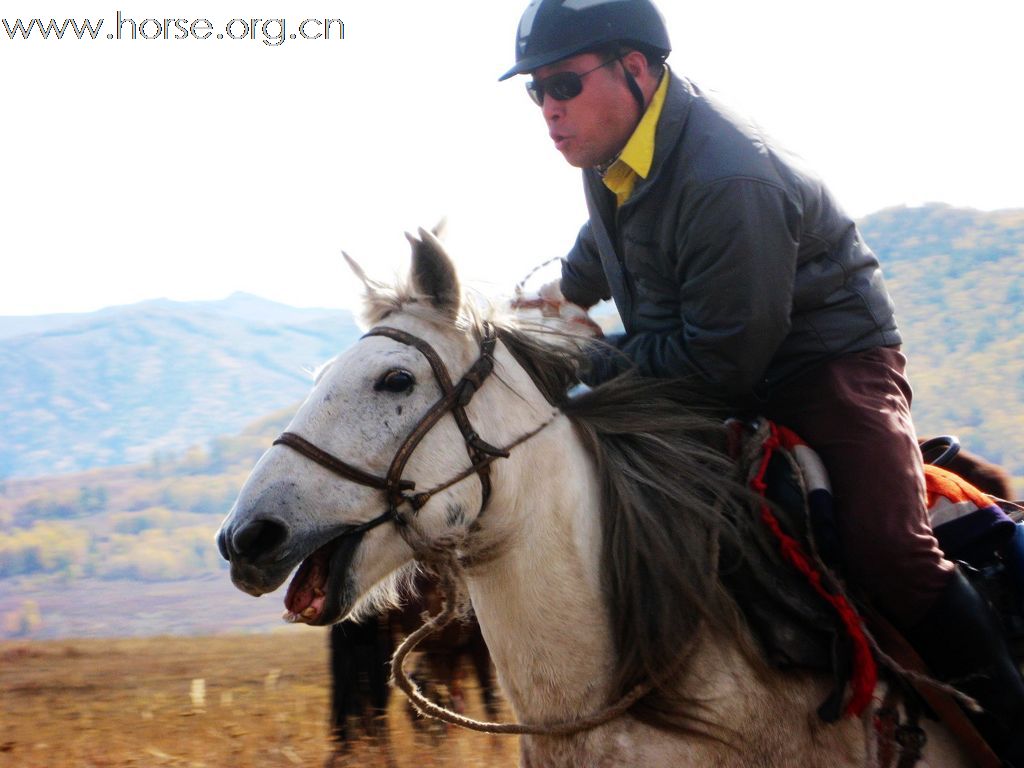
[[464, 415, 617, 722], [455, 368, 878, 764]]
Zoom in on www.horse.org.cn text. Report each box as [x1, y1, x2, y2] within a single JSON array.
[[2, 13, 346, 46]]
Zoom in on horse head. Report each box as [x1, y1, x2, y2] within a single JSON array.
[[215, 229, 557, 626]]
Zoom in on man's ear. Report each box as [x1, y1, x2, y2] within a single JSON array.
[[620, 49, 650, 80]]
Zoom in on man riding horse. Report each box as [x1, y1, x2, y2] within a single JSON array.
[[500, 0, 1023, 762]]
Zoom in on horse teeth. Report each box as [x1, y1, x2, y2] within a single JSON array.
[[281, 610, 299, 623], [301, 607, 318, 619]]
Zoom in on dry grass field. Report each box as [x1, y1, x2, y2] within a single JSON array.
[[0, 632, 518, 768]]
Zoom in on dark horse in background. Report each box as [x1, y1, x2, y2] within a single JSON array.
[[327, 571, 498, 751], [920, 437, 1015, 501]]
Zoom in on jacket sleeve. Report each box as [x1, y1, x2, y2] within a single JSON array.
[[560, 221, 610, 309], [595, 178, 802, 396]]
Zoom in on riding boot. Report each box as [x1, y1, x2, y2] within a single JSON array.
[[904, 568, 1024, 766]]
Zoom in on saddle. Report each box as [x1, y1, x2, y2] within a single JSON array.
[[722, 419, 1024, 721]]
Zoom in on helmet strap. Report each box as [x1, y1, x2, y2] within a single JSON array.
[[619, 59, 647, 115], [596, 58, 660, 173]]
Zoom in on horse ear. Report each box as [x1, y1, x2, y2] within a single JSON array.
[[406, 227, 461, 318], [342, 251, 387, 300], [342, 251, 372, 289]]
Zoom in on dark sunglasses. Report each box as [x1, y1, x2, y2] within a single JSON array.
[[525, 57, 620, 107]]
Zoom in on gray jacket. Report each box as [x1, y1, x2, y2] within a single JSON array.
[[561, 72, 901, 400]]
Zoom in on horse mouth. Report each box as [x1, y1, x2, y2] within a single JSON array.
[[282, 530, 363, 626]]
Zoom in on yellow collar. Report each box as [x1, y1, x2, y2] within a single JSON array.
[[602, 69, 670, 206]]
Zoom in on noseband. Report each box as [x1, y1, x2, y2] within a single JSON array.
[[273, 322, 554, 537]]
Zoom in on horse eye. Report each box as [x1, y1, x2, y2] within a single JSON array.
[[375, 369, 416, 393]]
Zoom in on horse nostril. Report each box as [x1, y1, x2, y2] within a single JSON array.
[[232, 519, 289, 561]]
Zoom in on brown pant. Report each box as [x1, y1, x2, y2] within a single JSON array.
[[761, 346, 954, 628]]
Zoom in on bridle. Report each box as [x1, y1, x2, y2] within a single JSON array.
[[273, 320, 653, 738], [272, 322, 556, 536]]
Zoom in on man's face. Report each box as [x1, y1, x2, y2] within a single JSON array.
[[531, 52, 639, 168]]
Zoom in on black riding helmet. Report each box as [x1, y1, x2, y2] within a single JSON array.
[[498, 0, 671, 82]]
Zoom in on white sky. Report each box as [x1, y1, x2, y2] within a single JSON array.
[[3, 0, 1023, 316]]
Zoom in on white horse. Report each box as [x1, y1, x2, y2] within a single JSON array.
[[216, 230, 970, 767]]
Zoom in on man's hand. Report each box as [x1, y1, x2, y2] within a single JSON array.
[[511, 279, 564, 316], [512, 280, 604, 338]]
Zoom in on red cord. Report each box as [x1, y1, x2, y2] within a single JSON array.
[[751, 423, 877, 716]]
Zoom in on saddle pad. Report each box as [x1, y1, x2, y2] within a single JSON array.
[[924, 465, 1018, 565]]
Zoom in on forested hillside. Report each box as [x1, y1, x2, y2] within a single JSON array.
[[0, 409, 291, 638], [860, 204, 1024, 481]]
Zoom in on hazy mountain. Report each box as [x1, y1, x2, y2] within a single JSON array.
[[0, 293, 361, 478]]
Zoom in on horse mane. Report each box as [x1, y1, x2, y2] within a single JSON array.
[[490, 318, 767, 737]]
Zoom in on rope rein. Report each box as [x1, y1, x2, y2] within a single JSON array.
[[513, 257, 562, 298], [389, 570, 652, 737]]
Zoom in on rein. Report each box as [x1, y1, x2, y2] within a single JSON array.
[[391, 571, 653, 736]]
